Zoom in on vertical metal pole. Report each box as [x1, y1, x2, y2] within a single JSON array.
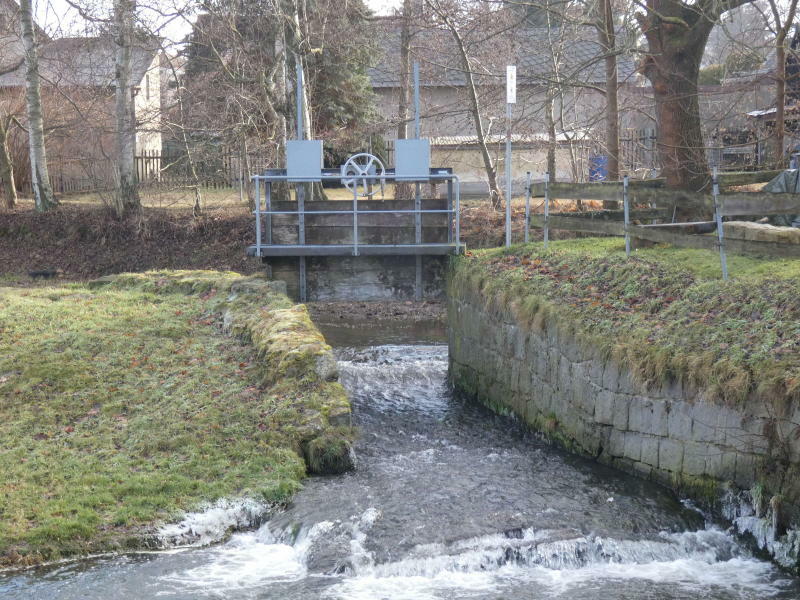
[[296, 63, 304, 140], [447, 179, 453, 244], [298, 183, 306, 302], [524, 171, 531, 244], [413, 62, 422, 301], [623, 175, 630, 258], [713, 166, 729, 280], [352, 186, 359, 256], [455, 178, 461, 250], [544, 172, 550, 249], [413, 62, 421, 138], [254, 177, 261, 256], [505, 100, 512, 247], [415, 179, 422, 301], [266, 181, 272, 245]]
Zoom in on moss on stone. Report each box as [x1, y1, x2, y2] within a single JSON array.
[[451, 241, 800, 412], [303, 429, 357, 475]]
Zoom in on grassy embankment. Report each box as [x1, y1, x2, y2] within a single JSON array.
[[452, 238, 800, 411], [0, 271, 352, 566]]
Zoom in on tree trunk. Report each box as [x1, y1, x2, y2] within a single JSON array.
[[19, 0, 55, 212], [637, 0, 749, 191], [769, 0, 799, 169], [641, 27, 711, 191], [113, 0, 140, 217], [545, 87, 556, 181], [282, 0, 326, 202], [599, 0, 619, 197], [445, 19, 501, 208], [0, 117, 17, 209], [775, 42, 787, 168], [395, 0, 413, 200]]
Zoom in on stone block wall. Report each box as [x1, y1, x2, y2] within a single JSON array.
[[448, 287, 800, 571]]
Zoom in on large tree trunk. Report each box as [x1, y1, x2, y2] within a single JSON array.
[[642, 28, 711, 191], [19, 0, 55, 212], [113, 0, 140, 217], [769, 0, 799, 169], [445, 19, 502, 208], [0, 116, 17, 209], [638, 0, 748, 191], [599, 0, 620, 183]]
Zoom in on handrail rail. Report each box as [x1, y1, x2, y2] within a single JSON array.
[[250, 172, 462, 258]]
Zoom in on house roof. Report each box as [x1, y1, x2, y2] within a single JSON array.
[[368, 22, 637, 89], [0, 35, 159, 88]]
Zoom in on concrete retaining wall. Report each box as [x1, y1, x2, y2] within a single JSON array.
[[448, 286, 800, 571]]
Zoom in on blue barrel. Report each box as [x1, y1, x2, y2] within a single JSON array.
[[589, 155, 608, 181]]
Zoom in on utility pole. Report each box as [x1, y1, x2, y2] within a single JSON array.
[[505, 65, 516, 247]]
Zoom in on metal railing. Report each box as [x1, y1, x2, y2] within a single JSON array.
[[250, 169, 462, 257]]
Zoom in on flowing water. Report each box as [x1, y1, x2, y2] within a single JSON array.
[[2, 327, 799, 599]]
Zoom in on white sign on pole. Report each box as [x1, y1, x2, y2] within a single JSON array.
[[506, 65, 517, 104]]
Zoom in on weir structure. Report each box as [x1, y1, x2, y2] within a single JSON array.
[[247, 63, 463, 301]]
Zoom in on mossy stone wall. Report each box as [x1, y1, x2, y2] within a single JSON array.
[[448, 286, 800, 572]]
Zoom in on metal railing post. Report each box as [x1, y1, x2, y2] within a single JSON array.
[[266, 182, 272, 245], [544, 171, 550, 249], [254, 176, 261, 256], [623, 175, 630, 258], [447, 179, 453, 244], [352, 186, 359, 256], [713, 167, 728, 280], [455, 177, 461, 250], [524, 171, 531, 244]]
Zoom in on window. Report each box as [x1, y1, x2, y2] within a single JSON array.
[[145, 75, 150, 100]]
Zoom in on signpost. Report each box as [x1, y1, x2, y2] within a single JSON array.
[[505, 65, 516, 248]]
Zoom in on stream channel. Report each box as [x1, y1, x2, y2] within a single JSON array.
[[2, 321, 800, 599]]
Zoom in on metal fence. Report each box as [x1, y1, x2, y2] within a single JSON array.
[[526, 170, 800, 279]]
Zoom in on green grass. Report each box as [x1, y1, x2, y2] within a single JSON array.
[[452, 239, 800, 409], [0, 272, 348, 565]]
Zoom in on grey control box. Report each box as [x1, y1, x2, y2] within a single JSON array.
[[395, 139, 431, 180], [287, 140, 323, 181]]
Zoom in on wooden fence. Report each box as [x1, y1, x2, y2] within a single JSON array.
[[5, 150, 273, 197], [527, 170, 800, 277]]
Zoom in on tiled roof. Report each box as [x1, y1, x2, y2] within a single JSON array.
[[368, 23, 637, 89]]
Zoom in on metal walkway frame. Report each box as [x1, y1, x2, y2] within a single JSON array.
[[247, 168, 463, 258]]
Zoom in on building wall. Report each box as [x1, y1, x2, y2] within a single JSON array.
[[135, 53, 162, 164]]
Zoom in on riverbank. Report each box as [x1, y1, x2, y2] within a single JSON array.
[[448, 239, 800, 572], [0, 271, 353, 567], [0, 197, 556, 285]]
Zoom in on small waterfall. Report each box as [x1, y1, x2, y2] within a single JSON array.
[[2, 343, 798, 600]]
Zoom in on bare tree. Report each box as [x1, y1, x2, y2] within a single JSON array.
[[0, 111, 19, 208], [427, 0, 502, 207], [19, 0, 56, 211], [113, 0, 140, 216], [766, 0, 799, 167]]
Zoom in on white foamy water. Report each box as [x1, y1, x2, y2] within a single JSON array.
[[157, 498, 270, 548], [2, 344, 798, 600]]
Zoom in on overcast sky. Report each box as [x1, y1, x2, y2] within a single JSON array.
[[35, 0, 403, 44]]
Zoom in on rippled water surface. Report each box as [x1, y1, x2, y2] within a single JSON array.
[[2, 335, 799, 599]]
